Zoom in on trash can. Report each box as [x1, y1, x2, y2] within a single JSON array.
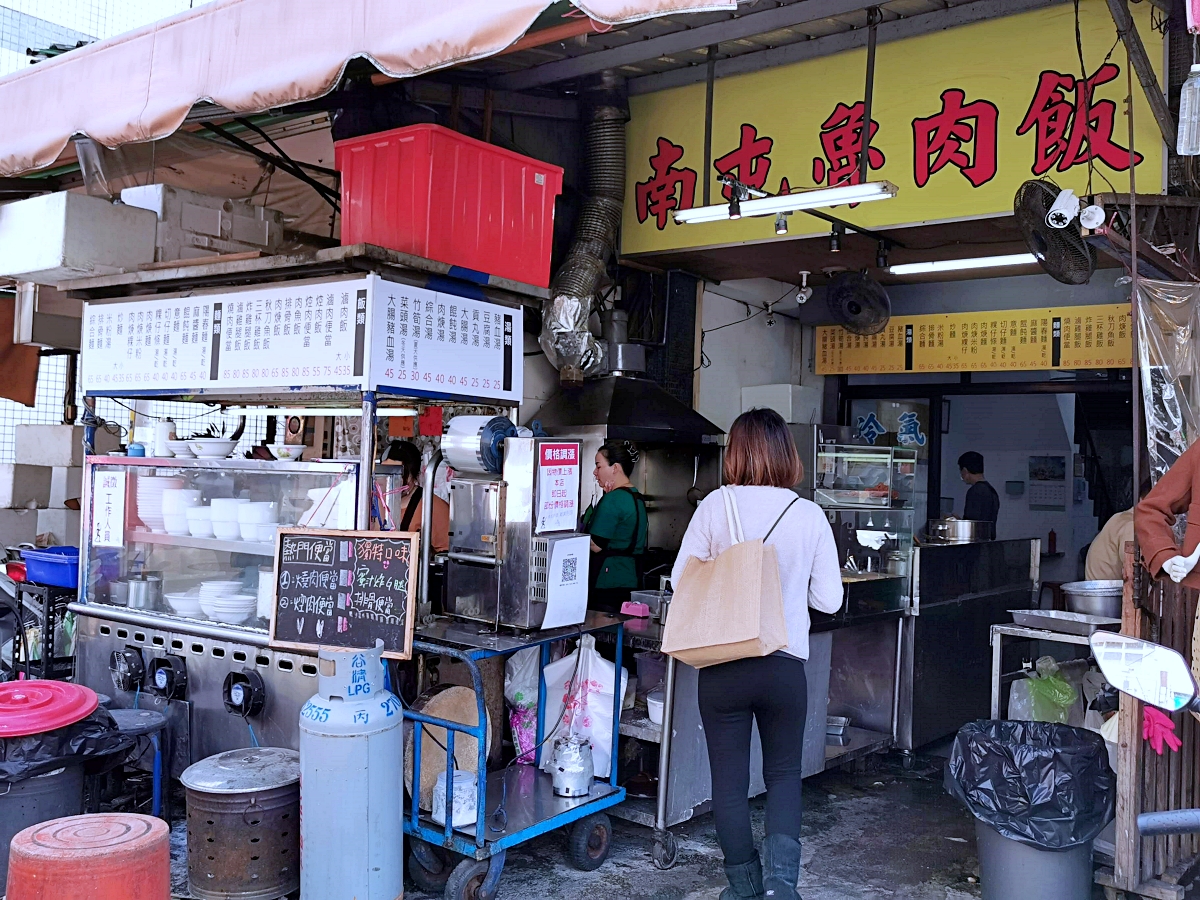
[[945, 720, 1115, 900], [0, 681, 133, 888]]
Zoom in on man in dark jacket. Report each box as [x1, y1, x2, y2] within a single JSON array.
[[959, 451, 1000, 525]]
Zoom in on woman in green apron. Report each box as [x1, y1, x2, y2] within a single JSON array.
[[582, 441, 648, 614]]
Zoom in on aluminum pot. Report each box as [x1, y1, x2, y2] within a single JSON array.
[[1062, 580, 1122, 619], [925, 519, 995, 543]]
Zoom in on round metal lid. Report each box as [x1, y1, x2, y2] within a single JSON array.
[[181, 747, 300, 793], [0, 681, 98, 738]]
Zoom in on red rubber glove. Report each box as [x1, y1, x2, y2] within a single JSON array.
[[1144, 706, 1183, 755]]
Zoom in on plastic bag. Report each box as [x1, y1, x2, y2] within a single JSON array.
[[540, 635, 627, 779], [945, 720, 1115, 849], [504, 648, 540, 765], [1015, 656, 1078, 724], [0, 708, 134, 784]]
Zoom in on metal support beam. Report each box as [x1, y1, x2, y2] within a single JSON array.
[[629, 0, 1066, 96], [494, 0, 884, 91], [859, 8, 880, 185], [1104, 0, 1175, 150]]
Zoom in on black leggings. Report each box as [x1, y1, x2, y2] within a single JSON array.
[[697, 654, 808, 866]]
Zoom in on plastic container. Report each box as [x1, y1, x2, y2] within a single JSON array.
[[975, 820, 1092, 900], [646, 690, 664, 726], [22, 546, 80, 588], [635, 651, 667, 695], [1179, 64, 1200, 156], [335, 124, 564, 288], [5, 813, 170, 900]]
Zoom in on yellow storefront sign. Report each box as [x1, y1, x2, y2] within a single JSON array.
[[815, 304, 1131, 374], [622, 0, 1163, 256]]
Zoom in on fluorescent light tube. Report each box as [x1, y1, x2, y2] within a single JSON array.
[[673, 181, 898, 224], [886, 253, 1038, 275]]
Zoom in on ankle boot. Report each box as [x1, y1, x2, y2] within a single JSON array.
[[720, 851, 764, 900], [760, 834, 802, 899]]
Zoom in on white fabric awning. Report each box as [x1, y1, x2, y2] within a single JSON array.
[[0, 0, 734, 177]]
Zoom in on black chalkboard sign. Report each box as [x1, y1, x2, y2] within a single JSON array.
[[268, 528, 419, 660]]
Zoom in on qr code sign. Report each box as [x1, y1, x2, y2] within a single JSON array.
[[561, 555, 578, 584]]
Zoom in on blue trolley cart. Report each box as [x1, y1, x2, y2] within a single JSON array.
[[404, 612, 626, 900]]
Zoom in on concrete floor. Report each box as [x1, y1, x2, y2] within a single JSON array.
[[404, 752, 982, 900]]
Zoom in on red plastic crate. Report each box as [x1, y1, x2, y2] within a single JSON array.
[[335, 124, 563, 288]]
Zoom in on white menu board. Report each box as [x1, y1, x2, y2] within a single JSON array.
[[535, 442, 581, 533], [91, 470, 126, 548], [82, 274, 522, 403], [370, 279, 522, 405], [82, 277, 371, 392]]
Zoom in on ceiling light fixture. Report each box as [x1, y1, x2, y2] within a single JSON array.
[[673, 179, 899, 225], [775, 212, 789, 235], [886, 253, 1039, 275], [829, 224, 843, 253], [728, 195, 742, 220], [876, 240, 889, 268]]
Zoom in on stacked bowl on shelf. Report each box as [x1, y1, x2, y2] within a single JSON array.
[[198, 580, 257, 624], [164, 588, 203, 617], [135, 476, 184, 534], [210, 498, 249, 541], [237, 502, 279, 543], [162, 489, 202, 535]]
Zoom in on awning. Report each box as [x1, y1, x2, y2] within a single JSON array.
[[0, 0, 733, 178]]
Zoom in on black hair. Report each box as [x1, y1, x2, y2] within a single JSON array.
[[383, 440, 423, 483], [598, 440, 640, 478], [958, 451, 985, 475]]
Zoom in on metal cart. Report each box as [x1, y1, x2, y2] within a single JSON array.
[[404, 612, 627, 900]]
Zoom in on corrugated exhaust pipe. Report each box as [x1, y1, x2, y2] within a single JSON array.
[[539, 72, 628, 385]]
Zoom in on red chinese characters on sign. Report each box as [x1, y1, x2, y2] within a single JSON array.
[[635, 137, 698, 230], [812, 102, 885, 186], [713, 124, 774, 198], [1017, 64, 1142, 175], [912, 88, 999, 188]]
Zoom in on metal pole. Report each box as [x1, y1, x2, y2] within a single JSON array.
[[858, 8, 881, 186], [357, 391, 376, 530], [418, 449, 443, 619], [703, 44, 717, 206], [654, 653, 677, 832]]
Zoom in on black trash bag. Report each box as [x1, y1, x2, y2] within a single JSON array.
[[0, 707, 135, 784], [945, 719, 1115, 850]]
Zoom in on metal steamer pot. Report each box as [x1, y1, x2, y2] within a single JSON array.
[[1061, 580, 1123, 619], [924, 519, 995, 544], [181, 747, 301, 900]]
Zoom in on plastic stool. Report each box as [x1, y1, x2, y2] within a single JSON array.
[[110, 709, 169, 820], [6, 813, 169, 900]]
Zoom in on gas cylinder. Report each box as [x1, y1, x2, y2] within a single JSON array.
[[299, 641, 403, 899]]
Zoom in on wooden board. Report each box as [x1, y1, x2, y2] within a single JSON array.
[[268, 527, 419, 660]]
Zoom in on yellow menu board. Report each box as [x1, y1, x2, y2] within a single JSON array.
[[815, 304, 1131, 375]]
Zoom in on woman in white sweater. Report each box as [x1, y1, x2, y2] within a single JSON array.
[[671, 408, 843, 900]]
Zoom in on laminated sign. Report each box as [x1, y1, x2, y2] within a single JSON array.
[[536, 442, 581, 533]]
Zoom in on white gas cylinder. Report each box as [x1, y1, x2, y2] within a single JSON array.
[[299, 640, 403, 899]]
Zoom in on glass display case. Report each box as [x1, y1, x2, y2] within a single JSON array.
[[82, 457, 359, 631], [813, 444, 916, 509], [824, 507, 915, 620]]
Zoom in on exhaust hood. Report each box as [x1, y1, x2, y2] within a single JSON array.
[[532, 375, 722, 443]]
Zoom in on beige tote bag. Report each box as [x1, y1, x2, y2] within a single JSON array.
[[661, 487, 795, 668]]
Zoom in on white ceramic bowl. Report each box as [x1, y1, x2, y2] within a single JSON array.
[[212, 520, 242, 541], [165, 590, 203, 616], [161, 488, 202, 515], [209, 498, 250, 521], [255, 523, 277, 543], [239, 522, 258, 541], [268, 444, 308, 462], [166, 440, 196, 458], [189, 438, 238, 459], [185, 506, 212, 522], [238, 501, 279, 525], [163, 514, 190, 536], [209, 607, 253, 625], [188, 520, 215, 539]]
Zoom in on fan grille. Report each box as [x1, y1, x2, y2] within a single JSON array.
[[1014, 180, 1097, 285], [826, 272, 891, 336]]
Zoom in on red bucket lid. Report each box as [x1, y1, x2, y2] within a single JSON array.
[[0, 681, 99, 737]]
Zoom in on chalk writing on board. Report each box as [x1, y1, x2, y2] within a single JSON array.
[[271, 529, 418, 659], [282, 536, 336, 566]]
